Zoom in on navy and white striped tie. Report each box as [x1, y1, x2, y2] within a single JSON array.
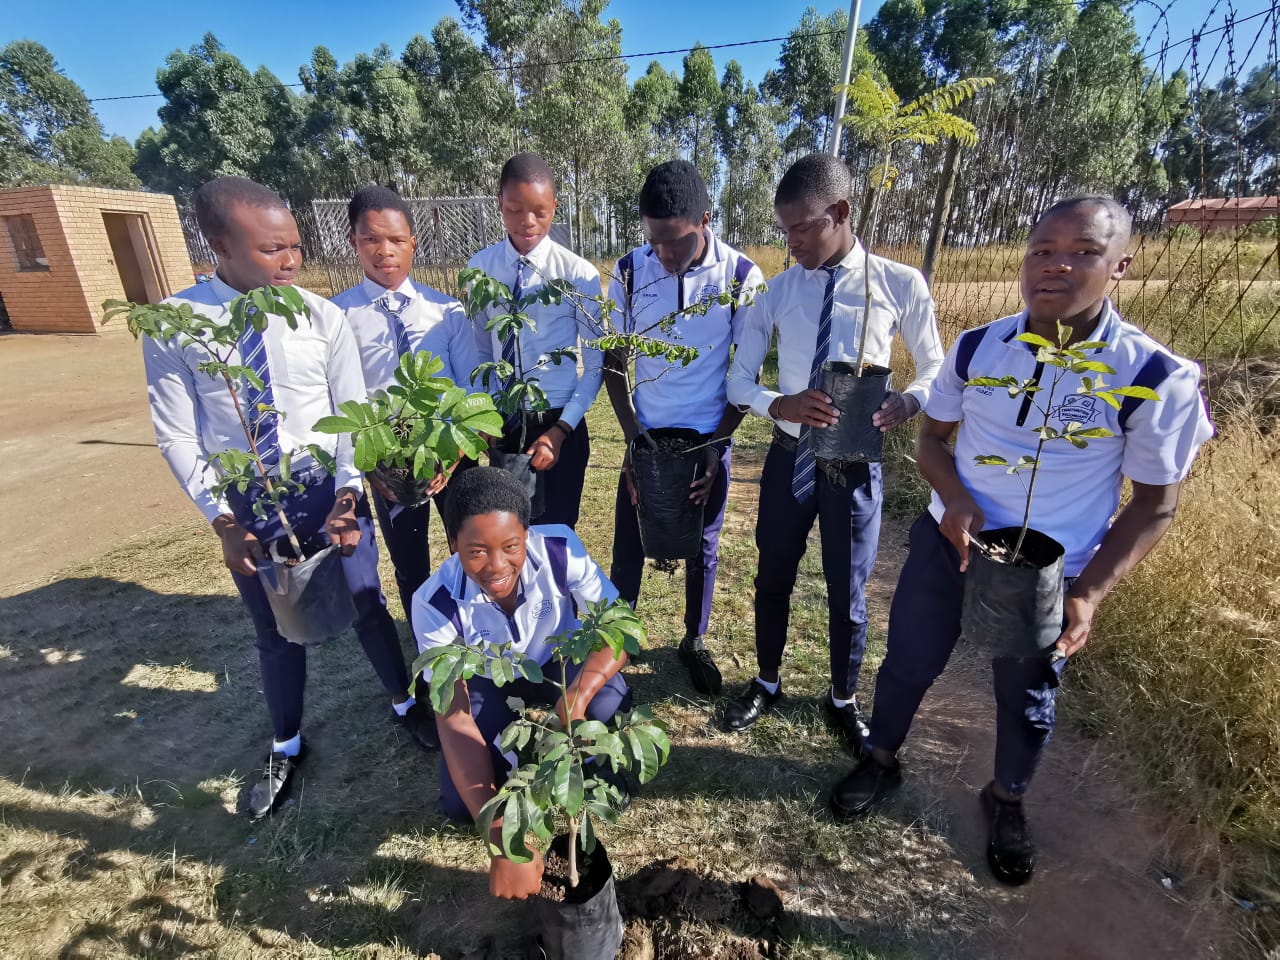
[[377, 291, 412, 357], [238, 322, 280, 470], [791, 265, 840, 502], [500, 257, 530, 390]]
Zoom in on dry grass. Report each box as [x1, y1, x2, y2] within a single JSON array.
[[1073, 415, 1280, 944]]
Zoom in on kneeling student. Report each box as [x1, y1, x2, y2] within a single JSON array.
[[411, 467, 632, 900], [333, 185, 479, 627], [830, 197, 1213, 886]]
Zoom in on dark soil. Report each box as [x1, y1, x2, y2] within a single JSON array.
[[540, 848, 606, 905]]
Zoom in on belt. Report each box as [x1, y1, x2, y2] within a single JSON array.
[[523, 406, 566, 428], [771, 425, 799, 451]]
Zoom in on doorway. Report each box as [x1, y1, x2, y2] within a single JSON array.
[[102, 213, 167, 304]]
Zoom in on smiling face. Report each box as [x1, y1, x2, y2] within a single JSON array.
[[774, 197, 851, 271], [499, 178, 557, 256], [642, 213, 709, 276], [1020, 203, 1132, 329], [450, 511, 529, 611], [350, 208, 416, 290], [211, 203, 303, 293]]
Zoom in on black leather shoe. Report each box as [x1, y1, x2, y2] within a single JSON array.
[[825, 694, 869, 755], [245, 743, 305, 820], [980, 783, 1035, 885], [678, 635, 723, 696], [393, 700, 440, 752], [723, 680, 782, 731], [829, 752, 902, 818]]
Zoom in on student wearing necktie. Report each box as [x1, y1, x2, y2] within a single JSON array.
[[332, 186, 480, 629], [725, 154, 945, 753], [467, 153, 604, 528], [143, 177, 435, 820]]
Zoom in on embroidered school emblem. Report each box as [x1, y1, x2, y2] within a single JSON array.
[[1051, 394, 1102, 425], [698, 284, 722, 305], [533, 600, 554, 620]]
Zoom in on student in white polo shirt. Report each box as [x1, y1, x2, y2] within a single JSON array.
[[144, 177, 433, 819], [332, 185, 479, 650], [411, 467, 631, 901], [468, 153, 604, 528], [829, 196, 1214, 886], [606, 159, 765, 697], [725, 153, 944, 750]]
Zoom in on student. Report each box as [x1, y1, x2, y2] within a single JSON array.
[[606, 159, 765, 696], [143, 177, 438, 820], [828, 197, 1213, 885], [467, 153, 604, 528], [332, 185, 479, 619], [725, 153, 944, 751], [411, 467, 631, 900]]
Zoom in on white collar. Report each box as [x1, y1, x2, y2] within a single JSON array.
[[1007, 299, 1119, 354], [360, 274, 416, 304], [210, 272, 243, 305], [503, 234, 552, 271], [802, 239, 867, 282]]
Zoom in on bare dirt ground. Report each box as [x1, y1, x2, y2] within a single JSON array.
[[0, 329, 1246, 958]]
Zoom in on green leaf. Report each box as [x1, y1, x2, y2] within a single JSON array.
[[312, 415, 358, 434], [501, 793, 533, 863], [974, 454, 1009, 466], [1015, 332, 1055, 349], [1107, 385, 1162, 401]]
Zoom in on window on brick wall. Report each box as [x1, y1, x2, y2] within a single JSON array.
[[5, 214, 50, 272]]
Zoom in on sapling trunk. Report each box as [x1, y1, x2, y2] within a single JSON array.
[[219, 369, 305, 558], [567, 815, 581, 889], [854, 148, 888, 378], [1012, 350, 1064, 563]]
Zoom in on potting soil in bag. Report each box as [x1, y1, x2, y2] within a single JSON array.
[[630, 428, 706, 561], [812, 361, 891, 471], [371, 463, 433, 509], [534, 835, 625, 960], [257, 544, 358, 647], [489, 449, 546, 518], [961, 526, 1066, 656]]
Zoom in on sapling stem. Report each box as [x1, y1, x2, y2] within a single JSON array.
[[1012, 344, 1064, 563], [854, 241, 873, 377]]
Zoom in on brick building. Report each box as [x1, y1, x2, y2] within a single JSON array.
[[0, 185, 192, 335]]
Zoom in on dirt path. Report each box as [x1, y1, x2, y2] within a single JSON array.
[[0, 331, 192, 594]]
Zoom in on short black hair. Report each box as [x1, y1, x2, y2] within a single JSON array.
[[443, 467, 531, 539], [638, 160, 710, 222], [1034, 195, 1133, 251], [499, 152, 555, 192], [193, 176, 289, 240], [347, 184, 415, 234], [774, 153, 852, 209]]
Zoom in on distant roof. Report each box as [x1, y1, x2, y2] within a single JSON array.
[[1169, 196, 1278, 211]]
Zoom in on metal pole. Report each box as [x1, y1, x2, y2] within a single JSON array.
[[828, 0, 864, 156]]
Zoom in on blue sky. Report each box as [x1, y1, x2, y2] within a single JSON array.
[[4, 0, 1262, 142]]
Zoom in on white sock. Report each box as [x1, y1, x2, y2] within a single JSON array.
[[831, 691, 852, 708], [392, 696, 415, 717], [272, 733, 302, 757], [755, 676, 780, 695]]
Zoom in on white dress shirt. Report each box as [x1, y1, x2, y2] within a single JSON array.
[[727, 241, 945, 438], [144, 275, 366, 522], [467, 235, 604, 428], [606, 232, 766, 435], [332, 275, 480, 394], [412, 525, 619, 677], [926, 300, 1214, 576]]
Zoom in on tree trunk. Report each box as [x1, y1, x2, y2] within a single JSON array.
[[922, 137, 962, 283]]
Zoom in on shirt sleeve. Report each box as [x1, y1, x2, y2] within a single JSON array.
[[561, 265, 605, 428], [1120, 360, 1215, 485], [142, 334, 228, 522], [726, 283, 779, 418], [321, 307, 370, 495], [444, 301, 482, 392], [410, 575, 468, 680], [564, 528, 621, 607], [898, 269, 946, 409], [923, 336, 968, 425]]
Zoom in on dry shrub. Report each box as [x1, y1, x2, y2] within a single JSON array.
[[1075, 414, 1280, 935]]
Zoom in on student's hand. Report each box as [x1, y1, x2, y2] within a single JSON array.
[[620, 449, 639, 506], [424, 468, 450, 499], [689, 446, 720, 505], [872, 392, 919, 432], [489, 850, 545, 900], [325, 488, 362, 556], [775, 390, 839, 428], [368, 472, 398, 503], [527, 425, 566, 471], [1055, 593, 1097, 658], [938, 494, 985, 573], [213, 515, 264, 576]]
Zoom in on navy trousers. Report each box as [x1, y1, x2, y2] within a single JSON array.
[[754, 436, 883, 700], [866, 512, 1066, 797], [610, 441, 731, 639], [501, 413, 590, 528], [438, 660, 632, 820], [225, 476, 410, 742]]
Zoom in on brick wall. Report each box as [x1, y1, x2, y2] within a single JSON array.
[[0, 185, 194, 335]]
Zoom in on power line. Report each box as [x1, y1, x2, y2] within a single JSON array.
[[85, 29, 844, 104]]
